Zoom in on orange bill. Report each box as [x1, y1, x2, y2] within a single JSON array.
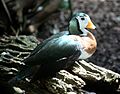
[[86, 20, 96, 29]]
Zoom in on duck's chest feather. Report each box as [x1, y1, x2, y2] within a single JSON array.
[[69, 32, 97, 59]]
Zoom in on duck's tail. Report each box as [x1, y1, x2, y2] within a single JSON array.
[[8, 65, 34, 85]]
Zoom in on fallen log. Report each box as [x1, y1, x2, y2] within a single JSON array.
[[0, 35, 119, 94]]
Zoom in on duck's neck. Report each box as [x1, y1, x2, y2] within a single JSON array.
[[80, 28, 89, 37], [80, 29, 96, 41]]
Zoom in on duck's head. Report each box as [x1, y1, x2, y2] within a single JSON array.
[[69, 12, 96, 36]]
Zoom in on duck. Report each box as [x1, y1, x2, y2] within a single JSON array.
[[8, 12, 97, 84]]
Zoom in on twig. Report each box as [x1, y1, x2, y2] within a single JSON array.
[[1, 0, 12, 23]]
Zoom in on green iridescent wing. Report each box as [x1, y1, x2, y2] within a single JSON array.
[[28, 31, 69, 57], [24, 34, 81, 66]]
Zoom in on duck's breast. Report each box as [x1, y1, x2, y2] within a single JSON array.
[[69, 34, 97, 59]]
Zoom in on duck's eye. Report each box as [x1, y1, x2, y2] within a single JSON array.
[[81, 18, 85, 20]]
